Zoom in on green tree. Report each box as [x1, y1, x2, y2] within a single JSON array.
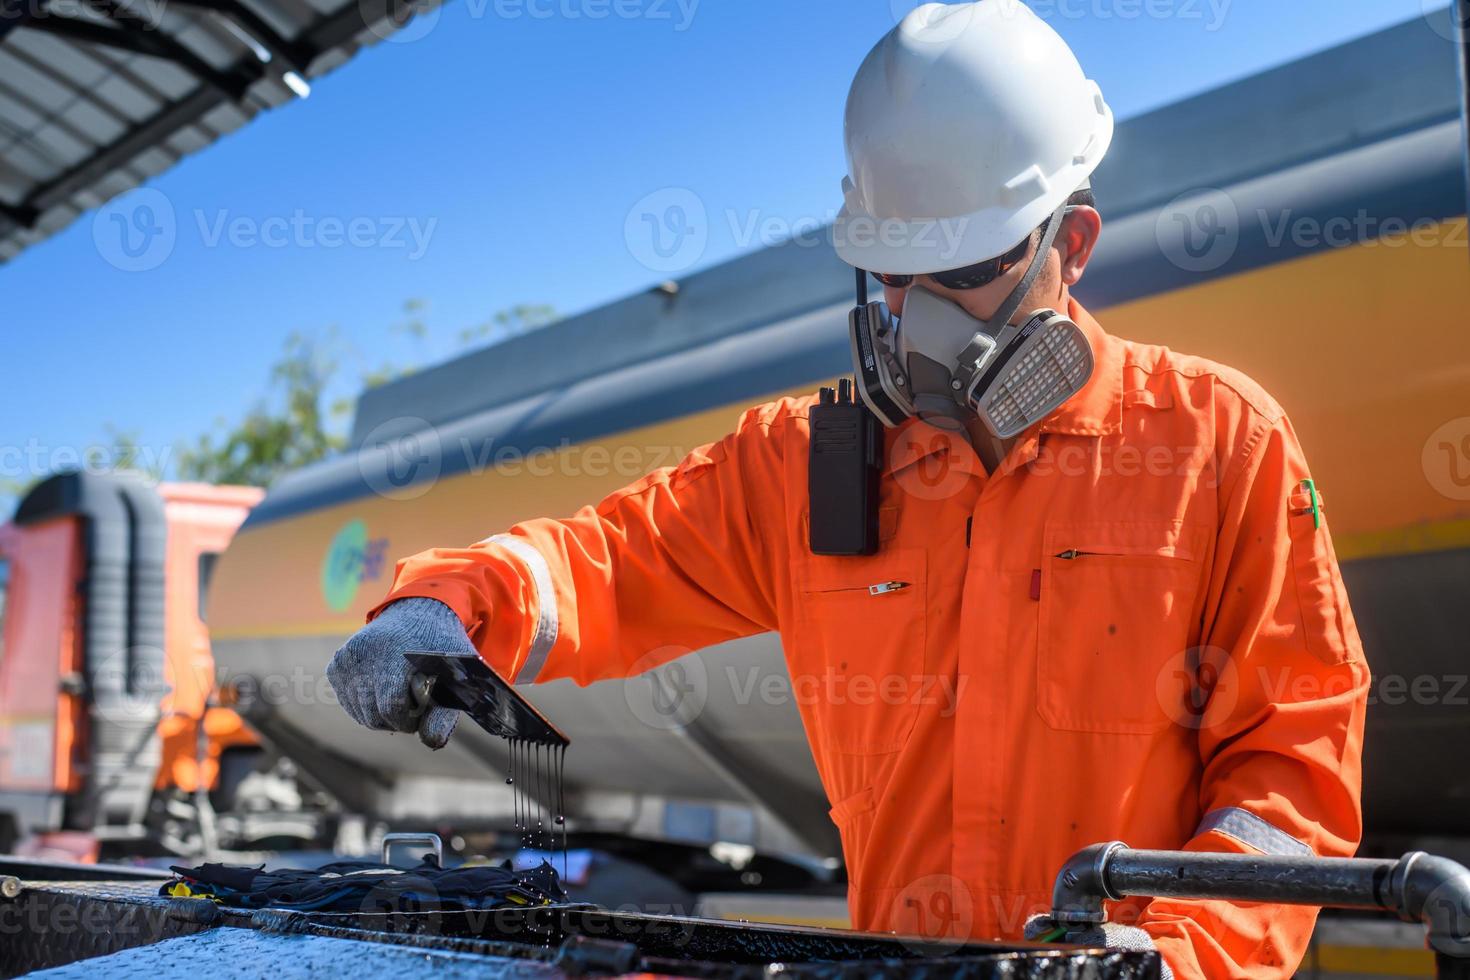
[[107, 428, 166, 482], [362, 299, 433, 391], [457, 303, 559, 346], [171, 302, 559, 489], [174, 331, 347, 488]]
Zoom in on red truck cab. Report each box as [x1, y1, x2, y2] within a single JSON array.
[[0, 472, 261, 856]]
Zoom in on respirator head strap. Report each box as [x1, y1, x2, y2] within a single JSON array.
[[954, 202, 1069, 393]]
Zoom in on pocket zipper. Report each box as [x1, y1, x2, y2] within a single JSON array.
[[810, 580, 912, 596], [1054, 548, 1183, 561]]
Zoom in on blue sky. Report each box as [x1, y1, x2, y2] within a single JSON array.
[[0, 0, 1446, 495]]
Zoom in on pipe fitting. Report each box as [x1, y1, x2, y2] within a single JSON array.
[[1049, 843, 1470, 965], [1050, 840, 1127, 925], [1385, 851, 1470, 958]]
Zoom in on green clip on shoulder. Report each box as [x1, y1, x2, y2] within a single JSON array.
[[1301, 478, 1321, 530]]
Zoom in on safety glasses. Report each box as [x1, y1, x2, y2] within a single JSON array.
[[872, 202, 1083, 291], [871, 232, 1034, 291]]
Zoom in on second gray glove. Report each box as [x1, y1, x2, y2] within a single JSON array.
[[326, 596, 476, 749], [1023, 915, 1173, 979]]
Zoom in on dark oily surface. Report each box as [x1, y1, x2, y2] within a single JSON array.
[[756, 950, 1158, 979], [271, 904, 1159, 974], [0, 876, 1159, 979], [0, 882, 215, 976], [13, 878, 170, 900], [305, 903, 1011, 960], [0, 858, 169, 882], [406, 651, 568, 747], [25, 929, 563, 979]]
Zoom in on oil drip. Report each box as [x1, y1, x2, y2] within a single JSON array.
[[504, 735, 569, 904]]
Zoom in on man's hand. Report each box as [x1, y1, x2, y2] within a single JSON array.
[[326, 596, 476, 749], [1024, 915, 1174, 979]]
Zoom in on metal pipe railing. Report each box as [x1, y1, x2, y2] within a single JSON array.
[[1050, 843, 1470, 978]]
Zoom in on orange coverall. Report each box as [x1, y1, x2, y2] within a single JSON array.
[[371, 297, 1370, 978]]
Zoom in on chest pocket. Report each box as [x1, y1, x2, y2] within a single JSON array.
[[1037, 520, 1207, 734], [788, 548, 929, 755]]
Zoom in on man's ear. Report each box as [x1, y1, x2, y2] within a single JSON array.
[[1057, 206, 1101, 286]]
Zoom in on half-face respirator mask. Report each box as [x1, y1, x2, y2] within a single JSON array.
[[848, 204, 1094, 439]]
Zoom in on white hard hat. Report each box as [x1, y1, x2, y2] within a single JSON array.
[[834, 1, 1113, 275]]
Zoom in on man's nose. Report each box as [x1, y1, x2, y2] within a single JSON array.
[[883, 284, 912, 316], [919, 279, 1000, 323]]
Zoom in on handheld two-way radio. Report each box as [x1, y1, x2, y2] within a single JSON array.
[[807, 269, 883, 556]]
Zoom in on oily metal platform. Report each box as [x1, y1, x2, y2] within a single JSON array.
[[0, 860, 1159, 979]]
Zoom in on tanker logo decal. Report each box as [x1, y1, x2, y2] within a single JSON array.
[[322, 519, 390, 612]]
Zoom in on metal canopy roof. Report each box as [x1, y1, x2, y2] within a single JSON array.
[[0, 0, 436, 263]]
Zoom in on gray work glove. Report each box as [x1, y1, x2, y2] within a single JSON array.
[[326, 596, 475, 749], [1024, 915, 1174, 979]]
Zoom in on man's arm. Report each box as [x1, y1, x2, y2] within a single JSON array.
[[366, 400, 792, 686], [1138, 412, 1371, 978]]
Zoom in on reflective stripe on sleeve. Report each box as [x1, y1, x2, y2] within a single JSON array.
[[1196, 807, 1312, 857], [481, 534, 559, 685]]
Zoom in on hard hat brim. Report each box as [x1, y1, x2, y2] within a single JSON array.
[[832, 136, 1111, 276]]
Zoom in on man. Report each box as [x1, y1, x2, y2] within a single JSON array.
[[328, 3, 1370, 977]]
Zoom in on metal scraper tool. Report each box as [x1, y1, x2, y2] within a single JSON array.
[[406, 651, 569, 748]]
